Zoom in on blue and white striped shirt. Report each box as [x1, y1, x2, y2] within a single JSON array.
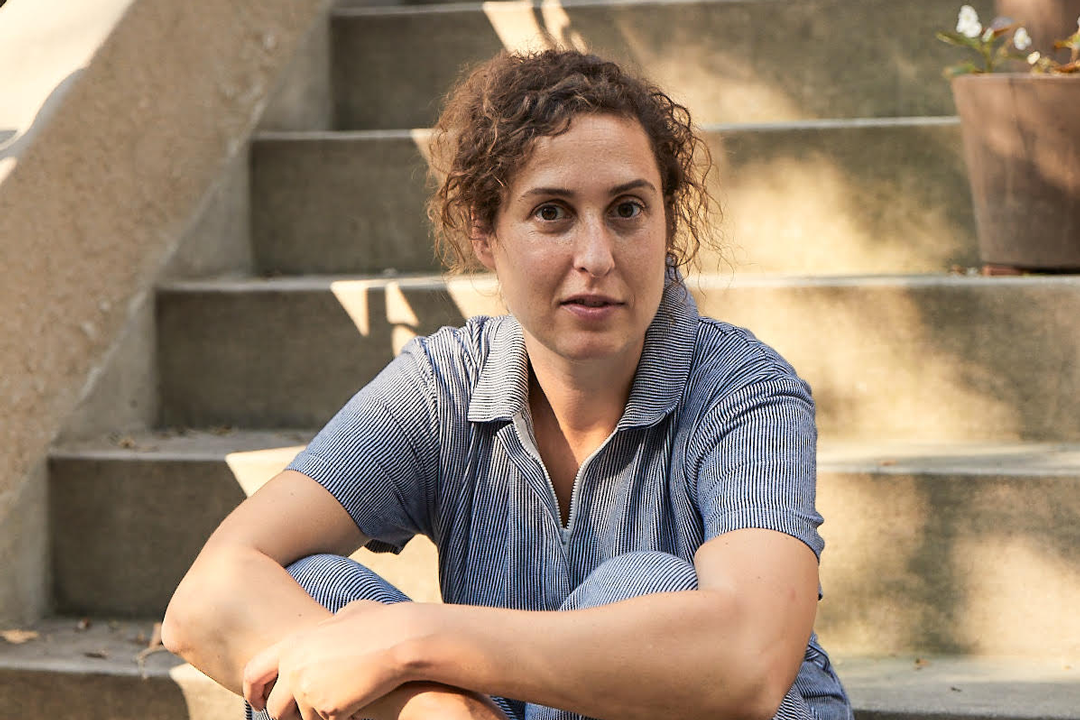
[[288, 279, 825, 611]]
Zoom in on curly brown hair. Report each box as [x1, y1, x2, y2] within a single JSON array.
[[426, 49, 721, 275]]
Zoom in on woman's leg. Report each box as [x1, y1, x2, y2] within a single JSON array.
[[524, 551, 818, 720], [247, 554, 520, 720]]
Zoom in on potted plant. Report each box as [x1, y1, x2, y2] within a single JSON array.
[[938, 5, 1080, 273]]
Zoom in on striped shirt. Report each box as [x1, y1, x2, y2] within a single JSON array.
[[288, 279, 825, 610]]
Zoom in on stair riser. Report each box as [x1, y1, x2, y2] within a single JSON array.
[[330, 0, 994, 129], [697, 279, 1080, 442], [251, 134, 437, 275], [816, 469, 1080, 657], [159, 278, 1080, 441], [251, 124, 977, 276], [0, 668, 241, 720], [49, 456, 246, 617], [46, 450, 1080, 656]]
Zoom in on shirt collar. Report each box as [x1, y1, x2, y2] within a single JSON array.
[[467, 278, 699, 427]]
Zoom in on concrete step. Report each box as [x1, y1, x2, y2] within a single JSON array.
[[46, 432, 1080, 657], [3, 619, 1078, 718], [48, 430, 442, 618], [814, 441, 1080, 658], [328, 0, 994, 129], [158, 274, 1080, 441], [250, 121, 977, 277], [0, 618, 242, 720]]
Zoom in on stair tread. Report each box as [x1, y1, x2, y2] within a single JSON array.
[[251, 116, 963, 141], [51, 428, 314, 461], [52, 433, 1080, 476]]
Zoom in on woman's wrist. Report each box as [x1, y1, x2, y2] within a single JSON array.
[[386, 602, 445, 684]]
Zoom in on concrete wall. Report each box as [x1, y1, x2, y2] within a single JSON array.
[[0, 0, 331, 623]]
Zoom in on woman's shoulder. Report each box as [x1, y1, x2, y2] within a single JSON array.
[[404, 314, 521, 390], [687, 316, 806, 390]]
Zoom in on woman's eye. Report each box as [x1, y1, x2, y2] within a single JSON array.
[[537, 205, 563, 221], [614, 201, 642, 219]]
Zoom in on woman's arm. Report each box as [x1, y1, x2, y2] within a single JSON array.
[[257, 526, 818, 720], [161, 470, 366, 691], [420, 527, 817, 720]]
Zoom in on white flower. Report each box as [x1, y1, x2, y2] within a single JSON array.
[[957, 5, 982, 38], [1013, 27, 1031, 50], [1028, 51, 1041, 64]]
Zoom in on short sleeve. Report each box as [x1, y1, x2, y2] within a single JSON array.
[[286, 338, 440, 554], [694, 372, 824, 560]]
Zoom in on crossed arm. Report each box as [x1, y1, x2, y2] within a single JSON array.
[[162, 470, 819, 720]]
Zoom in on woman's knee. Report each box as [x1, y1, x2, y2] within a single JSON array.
[[286, 553, 411, 611], [559, 551, 697, 611]]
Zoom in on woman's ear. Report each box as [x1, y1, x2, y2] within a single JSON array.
[[470, 220, 498, 272]]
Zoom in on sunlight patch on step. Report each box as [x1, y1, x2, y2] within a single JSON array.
[[715, 152, 964, 275], [614, 20, 805, 124], [483, 0, 586, 54], [444, 275, 506, 318], [409, 128, 433, 167], [483, 0, 548, 53], [330, 279, 383, 336], [351, 536, 442, 604], [225, 446, 304, 496], [956, 535, 1080, 659], [694, 285, 1021, 442]]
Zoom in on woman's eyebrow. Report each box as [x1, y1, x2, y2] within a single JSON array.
[[520, 178, 658, 200], [521, 186, 574, 199], [610, 179, 657, 195]]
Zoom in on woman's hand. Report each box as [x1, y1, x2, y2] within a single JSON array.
[[243, 600, 423, 720]]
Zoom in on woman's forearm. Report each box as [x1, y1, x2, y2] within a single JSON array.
[[161, 544, 331, 692], [403, 589, 798, 720], [163, 547, 507, 720]]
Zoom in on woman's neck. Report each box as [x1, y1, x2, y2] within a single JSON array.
[[524, 336, 642, 442]]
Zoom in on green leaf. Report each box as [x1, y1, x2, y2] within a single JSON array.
[[944, 61, 984, 77], [937, 30, 982, 50]]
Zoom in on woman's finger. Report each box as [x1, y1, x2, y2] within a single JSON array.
[[243, 642, 282, 710], [265, 673, 301, 720]]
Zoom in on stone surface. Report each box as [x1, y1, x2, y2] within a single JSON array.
[[0, 0, 334, 623], [814, 442, 1080, 657], [249, 121, 977, 277], [258, 12, 333, 132], [49, 430, 442, 616], [838, 656, 1080, 719], [46, 430, 1080, 657], [157, 274, 1080, 442], [251, 131, 438, 275], [0, 461, 49, 626], [330, 0, 995, 129], [0, 618, 243, 720]]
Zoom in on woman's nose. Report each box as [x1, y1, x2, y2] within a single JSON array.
[[574, 221, 616, 277]]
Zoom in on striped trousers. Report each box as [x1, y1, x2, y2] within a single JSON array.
[[249, 551, 849, 720]]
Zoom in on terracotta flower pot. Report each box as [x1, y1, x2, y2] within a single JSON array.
[[951, 73, 1080, 271]]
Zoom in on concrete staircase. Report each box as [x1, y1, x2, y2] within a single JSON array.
[[3, 0, 1080, 716]]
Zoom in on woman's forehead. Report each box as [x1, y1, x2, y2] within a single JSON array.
[[508, 114, 661, 194]]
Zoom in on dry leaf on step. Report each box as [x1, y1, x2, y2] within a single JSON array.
[[135, 622, 167, 677], [1, 629, 39, 644]]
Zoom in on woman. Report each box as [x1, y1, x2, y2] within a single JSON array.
[[162, 50, 852, 720]]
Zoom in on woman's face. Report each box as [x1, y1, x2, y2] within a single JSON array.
[[472, 113, 669, 370]]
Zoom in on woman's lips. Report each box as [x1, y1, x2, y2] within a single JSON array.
[[561, 295, 623, 320]]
